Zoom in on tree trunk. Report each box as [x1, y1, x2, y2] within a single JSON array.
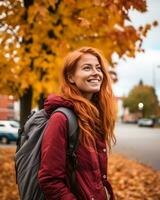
[[38, 93, 45, 110], [23, 0, 34, 8], [20, 87, 33, 128]]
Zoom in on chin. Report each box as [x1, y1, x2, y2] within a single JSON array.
[[91, 86, 101, 91], [89, 89, 100, 93]]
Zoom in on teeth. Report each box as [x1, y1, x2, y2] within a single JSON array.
[[88, 79, 99, 83]]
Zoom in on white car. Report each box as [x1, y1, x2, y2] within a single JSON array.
[[138, 118, 154, 127], [0, 120, 19, 144]]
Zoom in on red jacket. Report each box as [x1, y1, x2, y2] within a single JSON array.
[[38, 94, 115, 200]]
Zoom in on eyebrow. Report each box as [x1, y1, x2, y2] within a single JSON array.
[[82, 63, 101, 67]]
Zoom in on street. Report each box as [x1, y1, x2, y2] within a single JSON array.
[[113, 122, 160, 170], [1, 122, 160, 170]]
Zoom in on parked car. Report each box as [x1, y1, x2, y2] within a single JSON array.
[[137, 118, 154, 127], [0, 120, 19, 144]]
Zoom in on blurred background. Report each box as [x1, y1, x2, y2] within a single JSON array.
[[0, 0, 160, 199]]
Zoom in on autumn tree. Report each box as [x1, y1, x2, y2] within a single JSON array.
[[0, 0, 157, 126], [123, 83, 159, 118]]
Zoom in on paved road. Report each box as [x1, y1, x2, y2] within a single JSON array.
[[1, 122, 160, 170], [113, 122, 160, 170]]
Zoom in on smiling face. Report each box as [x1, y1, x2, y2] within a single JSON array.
[[68, 53, 104, 100]]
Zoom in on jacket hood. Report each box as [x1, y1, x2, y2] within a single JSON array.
[[44, 94, 74, 116]]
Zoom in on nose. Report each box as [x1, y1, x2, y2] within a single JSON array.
[[91, 67, 101, 75]]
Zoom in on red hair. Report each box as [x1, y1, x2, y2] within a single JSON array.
[[60, 47, 117, 150]]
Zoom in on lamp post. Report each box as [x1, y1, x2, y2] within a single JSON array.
[[138, 102, 144, 118]]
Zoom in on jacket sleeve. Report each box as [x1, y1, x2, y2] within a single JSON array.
[[38, 112, 77, 200]]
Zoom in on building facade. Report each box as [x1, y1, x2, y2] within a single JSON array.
[[0, 95, 15, 120]]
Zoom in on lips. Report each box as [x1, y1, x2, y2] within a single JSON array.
[[87, 79, 100, 83]]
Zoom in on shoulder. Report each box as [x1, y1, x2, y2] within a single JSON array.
[[49, 111, 68, 126], [45, 109, 77, 136], [43, 112, 68, 143]]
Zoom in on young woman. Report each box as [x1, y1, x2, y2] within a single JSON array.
[[38, 47, 117, 200]]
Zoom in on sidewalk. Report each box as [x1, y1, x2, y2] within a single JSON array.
[[0, 147, 160, 200]]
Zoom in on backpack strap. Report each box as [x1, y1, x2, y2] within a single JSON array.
[[52, 107, 79, 196]]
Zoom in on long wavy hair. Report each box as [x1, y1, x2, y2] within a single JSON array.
[[60, 47, 117, 150]]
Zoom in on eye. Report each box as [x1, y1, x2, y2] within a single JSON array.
[[83, 65, 91, 70], [96, 66, 102, 71]]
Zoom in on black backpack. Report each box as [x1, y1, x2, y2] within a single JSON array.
[[15, 107, 79, 200]]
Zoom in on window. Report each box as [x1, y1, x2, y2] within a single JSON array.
[[0, 124, 5, 127]]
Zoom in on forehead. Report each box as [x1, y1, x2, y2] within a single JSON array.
[[77, 53, 100, 66]]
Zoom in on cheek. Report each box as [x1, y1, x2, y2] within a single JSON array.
[[73, 72, 88, 83], [73, 76, 89, 90], [101, 72, 104, 79], [76, 78, 87, 86]]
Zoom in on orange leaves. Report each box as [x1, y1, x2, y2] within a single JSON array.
[[140, 20, 158, 38], [108, 153, 160, 199], [0, 0, 158, 104], [0, 147, 18, 200], [27, 3, 48, 24], [1, 147, 160, 200], [45, 0, 56, 6], [92, 0, 110, 7], [77, 17, 91, 28], [153, 20, 158, 27], [139, 20, 158, 39], [63, 0, 76, 5], [125, 0, 147, 12]]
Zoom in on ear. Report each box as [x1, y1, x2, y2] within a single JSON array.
[[68, 75, 75, 84]]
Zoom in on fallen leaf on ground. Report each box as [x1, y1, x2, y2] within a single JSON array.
[[0, 147, 160, 200]]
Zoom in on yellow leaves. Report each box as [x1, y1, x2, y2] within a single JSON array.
[[106, 4, 123, 29], [64, 0, 76, 5], [28, 3, 48, 24], [93, 0, 102, 6], [47, 0, 56, 5], [0, 1, 24, 28], [34, 56, 53, 69], [32, 55, 63, 102], [77, 17, 91, 28], [0, 0, 156, 104], [58, 1, 77, 18], [76, 0, 93, 9]]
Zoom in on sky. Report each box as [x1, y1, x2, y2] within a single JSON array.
[[113, 0, 160, 99]]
